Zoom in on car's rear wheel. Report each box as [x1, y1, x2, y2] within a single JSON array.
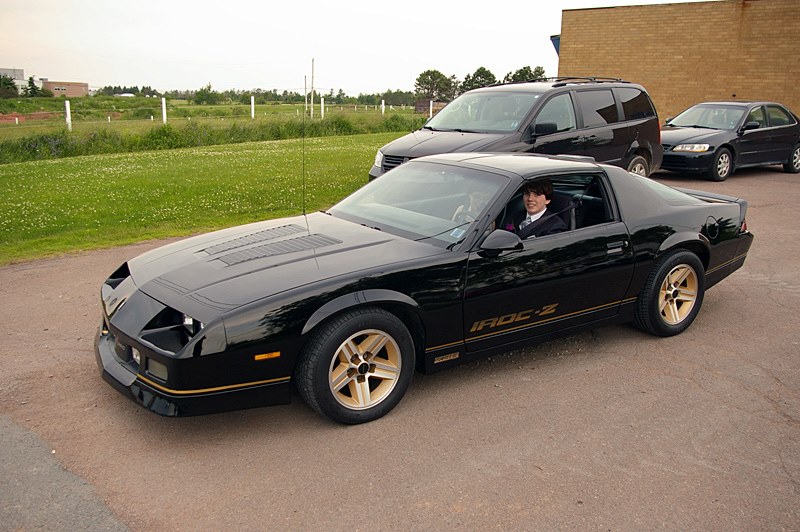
[[783, 143, 800, 173], [296, 307, 414, 424], [634, 250, 705, 337], [708, 148, 733, 181], [627, 155, 649, 177]]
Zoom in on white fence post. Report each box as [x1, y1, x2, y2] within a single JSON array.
[[429, 100, 433, 119], [381, 99, 385, 115], [251, 96, 255, 119], [161, 97, 167, 124], [65, 100, 72, 131], [321, 97, 325, 120]]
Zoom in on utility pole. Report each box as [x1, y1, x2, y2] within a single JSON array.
[[310, 58, 315, 119]]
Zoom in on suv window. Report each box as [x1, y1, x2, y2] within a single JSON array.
[[576, 89, 619, 127], [617, 87, 655, 120], [767, 105, 796, 127], [534, 93, 576, 133]]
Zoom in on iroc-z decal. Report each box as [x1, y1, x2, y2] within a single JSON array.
[[469, 303, 559, 333]]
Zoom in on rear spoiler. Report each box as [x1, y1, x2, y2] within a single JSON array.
[[675, 187, 749, 229]]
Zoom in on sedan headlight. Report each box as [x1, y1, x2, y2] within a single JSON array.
[[673, 144, 710, 152], [373, 150, 384, 168]]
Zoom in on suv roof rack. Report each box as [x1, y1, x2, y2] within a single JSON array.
[[547, 76, 630, 87]]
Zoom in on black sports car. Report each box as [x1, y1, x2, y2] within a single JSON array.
[[96, 153, 753, 424], [660, 101, 800, 181]]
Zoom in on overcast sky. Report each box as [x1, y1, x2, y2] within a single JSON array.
[[1, 0, 706, 95]]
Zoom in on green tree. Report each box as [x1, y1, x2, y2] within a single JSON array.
[[22, 76, 43, 97], [414, 69, 455, 101], [503, 66, 546, 84], [193, 83, 220, 105], [0, 74, 19, 98], [460, 67, 497, 93]]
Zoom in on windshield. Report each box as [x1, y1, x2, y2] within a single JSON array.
[[426, 91, 542, 133], [329, 161, 508, 248], [670, 104, 746, 130]]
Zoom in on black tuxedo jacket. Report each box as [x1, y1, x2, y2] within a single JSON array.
[[515, 208, 567, 239]]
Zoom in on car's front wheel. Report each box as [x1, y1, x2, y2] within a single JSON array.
[[784, 143, 800, 173], [627, 155, 649, 177], [708, 147, 733, 181], [296, 307, 414, 424], [634, 250, 705, 337]]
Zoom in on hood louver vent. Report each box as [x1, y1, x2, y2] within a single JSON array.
[[202, 224, 307, 255], [215, 234, 342, 266]]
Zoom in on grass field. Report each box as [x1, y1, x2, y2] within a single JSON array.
[[0, 132, 404, 265], [0, 102, 417, 141]]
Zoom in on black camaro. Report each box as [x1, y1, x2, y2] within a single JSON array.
[[96, 153, 753, 424], [661, 100, 800, 181]]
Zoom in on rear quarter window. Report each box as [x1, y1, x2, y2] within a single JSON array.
[[616, 87, 656, 120], [767, 105, 796, 127], [576, 89, 619, 127]]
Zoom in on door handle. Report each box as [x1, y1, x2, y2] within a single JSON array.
[[606, 240, 627, 254]]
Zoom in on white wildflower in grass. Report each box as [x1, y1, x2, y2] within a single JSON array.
[[0, 133, 403, 264]]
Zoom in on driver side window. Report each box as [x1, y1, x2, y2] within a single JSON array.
[[747, 106, 766, 128], [534, 94, 576, 133]]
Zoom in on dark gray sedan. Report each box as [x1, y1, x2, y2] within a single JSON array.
[[660, 101, 800, 181]]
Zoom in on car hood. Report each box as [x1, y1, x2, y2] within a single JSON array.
[[661, 125, 729, 146], [383, 129, 512, 157], [128, 212, 445, 316]]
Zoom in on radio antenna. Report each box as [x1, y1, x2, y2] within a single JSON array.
[[302, 103, 306, 218]]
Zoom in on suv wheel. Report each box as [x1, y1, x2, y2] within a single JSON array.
[[627, 155, 649, 177]]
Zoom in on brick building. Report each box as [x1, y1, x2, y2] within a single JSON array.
[[41, 79, 89, 98], [557, 0, 799, 120]]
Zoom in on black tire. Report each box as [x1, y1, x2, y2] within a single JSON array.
[[708, 147, 733, 181], [626, 155, 649, 177], [783, 143, 800, 173], [634, 250, 705, 337], [295, 307, 414, 424]]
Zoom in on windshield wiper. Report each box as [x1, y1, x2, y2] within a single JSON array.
[[422, 125, 437, 131], [676, 123, 714, 129]]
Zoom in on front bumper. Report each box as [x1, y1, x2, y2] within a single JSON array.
[[95, 327, 292, 416], [660, 150, 716, 173]]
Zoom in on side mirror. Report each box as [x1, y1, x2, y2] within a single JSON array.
[[479, 229, 523, 257], [741, 121, 760, 132], [533, 122, 558, 136]]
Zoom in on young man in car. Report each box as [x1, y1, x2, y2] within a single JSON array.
[[512, 179, 567, 239]]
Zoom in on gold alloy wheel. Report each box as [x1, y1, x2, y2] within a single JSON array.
[[659, 264, 699, 325], [328, 329, 401, 410]]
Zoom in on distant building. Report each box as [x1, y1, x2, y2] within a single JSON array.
[[0, 68, 29, 92], [41, 79, 89, 98], [0, 68, 25, 80]]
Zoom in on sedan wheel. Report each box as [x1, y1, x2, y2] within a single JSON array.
[[709, 148, 732, 181], [627, 155, 649, 177], [296, 307, 414, 424], [634, 250, 705, 337], [784, 144, 800, 173]]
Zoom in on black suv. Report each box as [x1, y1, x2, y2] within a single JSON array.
[[369, 77, 663, 178]]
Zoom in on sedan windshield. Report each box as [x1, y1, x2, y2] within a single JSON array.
[[329, 161, 508, 248], [670, 104, 746, 130], [425, 91, 542, 133]]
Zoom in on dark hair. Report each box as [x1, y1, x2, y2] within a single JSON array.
[[522, 179, 553, 200]]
